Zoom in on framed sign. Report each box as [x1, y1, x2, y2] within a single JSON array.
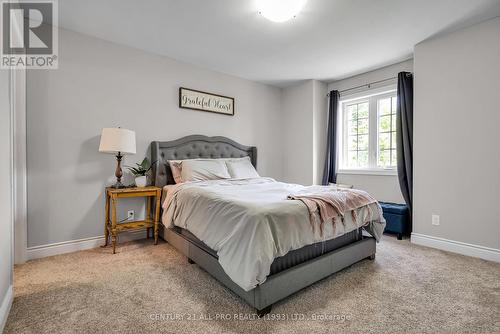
[[179, 87, 234, 116]]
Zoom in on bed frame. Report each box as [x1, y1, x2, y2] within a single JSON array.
[[151, 135, 376, 316]]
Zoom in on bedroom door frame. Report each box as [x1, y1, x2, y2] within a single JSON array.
[[11, 66, 27, 265]]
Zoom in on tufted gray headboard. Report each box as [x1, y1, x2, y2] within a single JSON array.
[[150, 135, 257, 187]]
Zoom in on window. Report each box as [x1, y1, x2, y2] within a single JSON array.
[[377, 96, 397, 168], [345, 100, 369, 168], [340, 89, 398, 173]]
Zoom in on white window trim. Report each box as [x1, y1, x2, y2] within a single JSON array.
[[337, 169, 397, 176], [337, 85, 398, 176]]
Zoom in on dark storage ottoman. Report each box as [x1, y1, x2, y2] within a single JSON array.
[[379, 202, 409, 240]]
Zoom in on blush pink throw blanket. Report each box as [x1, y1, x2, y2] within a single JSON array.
[[288, 188, 379, 236]]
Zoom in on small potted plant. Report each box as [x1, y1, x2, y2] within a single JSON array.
[[126, 158, 153, 187]]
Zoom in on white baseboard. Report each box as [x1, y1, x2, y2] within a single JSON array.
[[27, 230, 147, 260], [411, 233, 500, 263], [0, 285, 13, 334]]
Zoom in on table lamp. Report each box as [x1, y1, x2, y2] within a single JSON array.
[[98, 127, 136, 188]]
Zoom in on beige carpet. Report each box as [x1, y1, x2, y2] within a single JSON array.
[[5, 236, 500, 334]]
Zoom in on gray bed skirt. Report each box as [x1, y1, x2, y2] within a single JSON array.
[[159, 226, 376, 314]]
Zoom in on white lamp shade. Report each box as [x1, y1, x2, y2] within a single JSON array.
[[98, 128, 136, 155]]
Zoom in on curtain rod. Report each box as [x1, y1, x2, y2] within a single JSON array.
[[327, 76, 399, 97]]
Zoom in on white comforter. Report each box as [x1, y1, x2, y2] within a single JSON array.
[[162, 178, 385, 291]]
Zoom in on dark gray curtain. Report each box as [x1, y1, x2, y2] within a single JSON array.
[[396, 72, 413, 231], [322, 90, 340, 185]]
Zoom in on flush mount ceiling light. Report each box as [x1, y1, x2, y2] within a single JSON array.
[[257, 0, 308, 23]]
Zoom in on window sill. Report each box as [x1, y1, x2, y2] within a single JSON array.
[[337, 169, 397, 176]]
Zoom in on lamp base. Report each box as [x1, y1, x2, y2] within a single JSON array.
[[113, 152, 125, 189], [112, 180, 126, 189]]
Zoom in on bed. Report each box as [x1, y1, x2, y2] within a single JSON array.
[[151, 135, 384, 316]]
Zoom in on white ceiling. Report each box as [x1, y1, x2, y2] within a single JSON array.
[[58, 0, 500, 87]]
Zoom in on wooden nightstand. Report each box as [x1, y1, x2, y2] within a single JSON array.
[[103, 186, 162, 254]]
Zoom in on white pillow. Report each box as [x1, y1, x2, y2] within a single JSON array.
[[180, 159, 231, 182], [169, 157, 249, 183], [226, 156, 260, 179]]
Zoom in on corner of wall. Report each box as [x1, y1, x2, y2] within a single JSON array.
[[280, 80, 314, 184], [312, 80, 328, 185], [280, 79, 329, 185]]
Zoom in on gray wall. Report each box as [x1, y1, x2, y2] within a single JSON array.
[[281, 79, 328, 185], [27, 28, 283, 247], [328, 60, 413, 203], [281, 81, 314, 185], [0, 68, 13, 329], [25, 18, 500, 254], [413, 17, 500, 249]]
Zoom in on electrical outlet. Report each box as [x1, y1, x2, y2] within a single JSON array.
[[127, 210, 135, 221], [432, 214, 440, 226]]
